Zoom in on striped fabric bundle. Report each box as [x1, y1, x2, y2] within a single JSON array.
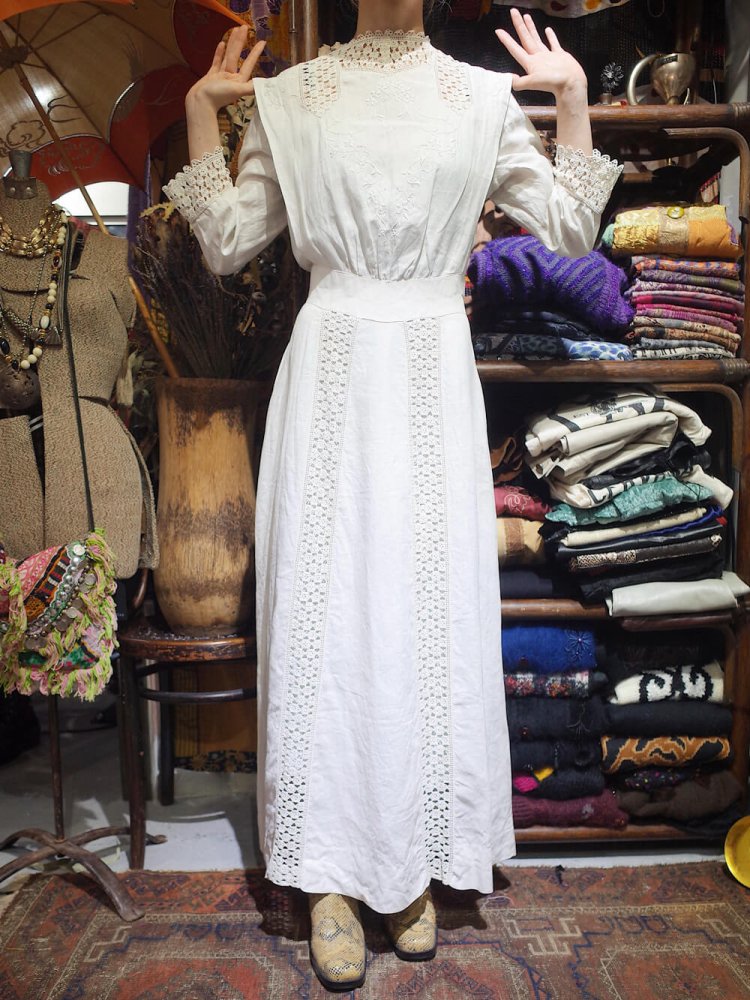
[[625, 251, 745, 359]]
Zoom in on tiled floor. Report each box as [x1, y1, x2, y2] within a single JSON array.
[[0, 690, 724, 885]]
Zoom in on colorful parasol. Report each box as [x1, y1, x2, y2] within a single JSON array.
[[0, 0, 245, 205]]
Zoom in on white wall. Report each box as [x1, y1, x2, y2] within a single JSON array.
[[56, 181, 129, 229]]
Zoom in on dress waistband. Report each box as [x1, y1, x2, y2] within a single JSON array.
[[306, 266, 466, 322]]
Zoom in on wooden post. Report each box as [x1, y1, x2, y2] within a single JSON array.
[[129, 277, 181, 379]]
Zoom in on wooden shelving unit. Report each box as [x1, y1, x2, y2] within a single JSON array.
[[487, 103, 750, 843]]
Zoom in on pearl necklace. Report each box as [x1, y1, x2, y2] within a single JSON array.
[[0, 204, 68, 258], [0, 213, 69, 372]]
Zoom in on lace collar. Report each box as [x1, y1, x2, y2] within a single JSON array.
[[320, 30, 433, 72]]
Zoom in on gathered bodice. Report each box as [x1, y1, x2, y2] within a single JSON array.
[[165, 30, 623, 283], [253, 35, 516, 280]]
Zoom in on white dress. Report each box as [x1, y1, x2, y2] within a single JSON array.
[[164, 29, 621, 913]]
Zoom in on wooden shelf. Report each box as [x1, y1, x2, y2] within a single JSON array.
[[501, 599, 607, 620], [515, 823, 699, 844], [500, 599, 739, 629], [476, 359, 750, 384], [525, 102, 750, 134]]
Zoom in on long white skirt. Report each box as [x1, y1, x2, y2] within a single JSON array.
[[253, 266, 515, 913]]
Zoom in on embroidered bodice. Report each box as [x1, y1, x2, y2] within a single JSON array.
[[165, 33, 623, 281]]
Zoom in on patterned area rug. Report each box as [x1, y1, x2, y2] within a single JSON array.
[[1, 863, 750, 999]]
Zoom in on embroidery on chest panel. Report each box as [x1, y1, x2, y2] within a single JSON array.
[[265, 309, 356, 885], [404, 316, 453, 877], [323, 94, 460, 256]]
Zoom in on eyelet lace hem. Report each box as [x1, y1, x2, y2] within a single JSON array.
[[163, 146, 233, 225], [553, 145, 623, 216]]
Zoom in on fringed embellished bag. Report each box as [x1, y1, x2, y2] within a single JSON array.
[[0, 531, 117, 700], [0, 221, 119, 702]]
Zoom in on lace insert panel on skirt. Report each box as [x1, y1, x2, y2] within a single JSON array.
[[265, 309, 356, 885], [405, 316, 453, 877]]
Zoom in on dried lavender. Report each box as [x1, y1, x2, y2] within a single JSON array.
[[131, 203, 289, 381]]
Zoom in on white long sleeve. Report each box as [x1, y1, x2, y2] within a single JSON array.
[[164, 111, 288, 276], [487, 93, 622, 258]]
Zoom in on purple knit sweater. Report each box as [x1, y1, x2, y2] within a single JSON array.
[[468, 235, 635, 333]]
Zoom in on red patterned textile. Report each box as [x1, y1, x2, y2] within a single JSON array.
[[494, 485, 551, 520], [4, 864, 750, 998]]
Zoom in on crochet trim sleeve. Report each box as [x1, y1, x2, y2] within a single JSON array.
[[163, 147, 233, 225], [553, 145, 623, 216]]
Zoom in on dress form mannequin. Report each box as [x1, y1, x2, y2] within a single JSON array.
[[0, 155, 156, 924], [0, 154, 157, 578]]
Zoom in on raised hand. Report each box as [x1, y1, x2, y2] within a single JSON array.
[[188, 26, 266, 113], [496, 8, 587, 98]]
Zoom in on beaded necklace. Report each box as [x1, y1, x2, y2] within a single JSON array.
[[0, 209, 68, 372], [0, 204, 67, 257]]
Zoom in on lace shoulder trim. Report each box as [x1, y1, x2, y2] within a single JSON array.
[[301, 56, 340, 116], [434, 51, 471, 110], [553, 145, 623, 216], [163, 147, 233, 225]]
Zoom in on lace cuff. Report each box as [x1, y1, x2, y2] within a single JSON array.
[[553, 145, 623, 216], [163, 147, 233, 225]]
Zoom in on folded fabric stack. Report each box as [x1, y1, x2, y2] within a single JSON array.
[[604, 571, 750, 617], [490, 427, 571, 598], [598, 631, 743, 835], [503, 623, 627, 830], [523, 387, 734, 603], [490, 425, 526, 485], [605, 204, 745, 360], [495, 484, 548, 569], [468, 234, 635, 361]]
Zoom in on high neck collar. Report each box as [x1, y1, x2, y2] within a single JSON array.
[[332, 29, 432, 71]]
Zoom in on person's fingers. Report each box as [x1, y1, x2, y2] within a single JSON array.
[[236, 79, 258, 98], [216, 79, 258, 103], [219, 28, 239, 72], [509, 7, 536, 53], [210, 40, 226, 75], [238, 39, 267, 82], [511, 73, 539, 91], [219, 38, 231, 73], [224, 25, 249, 73], [523, 12, 546, 51], [545, 26, 563, 52], [495, 28, 530, 70]]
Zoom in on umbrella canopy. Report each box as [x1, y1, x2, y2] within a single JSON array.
[[0, 0, 245, 196]]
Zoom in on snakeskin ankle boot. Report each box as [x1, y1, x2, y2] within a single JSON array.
[[384, 886, 437, 961], [308, 892, 367, 991]]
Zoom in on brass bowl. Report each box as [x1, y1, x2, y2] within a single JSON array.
[[724, 815, 750, 887]]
